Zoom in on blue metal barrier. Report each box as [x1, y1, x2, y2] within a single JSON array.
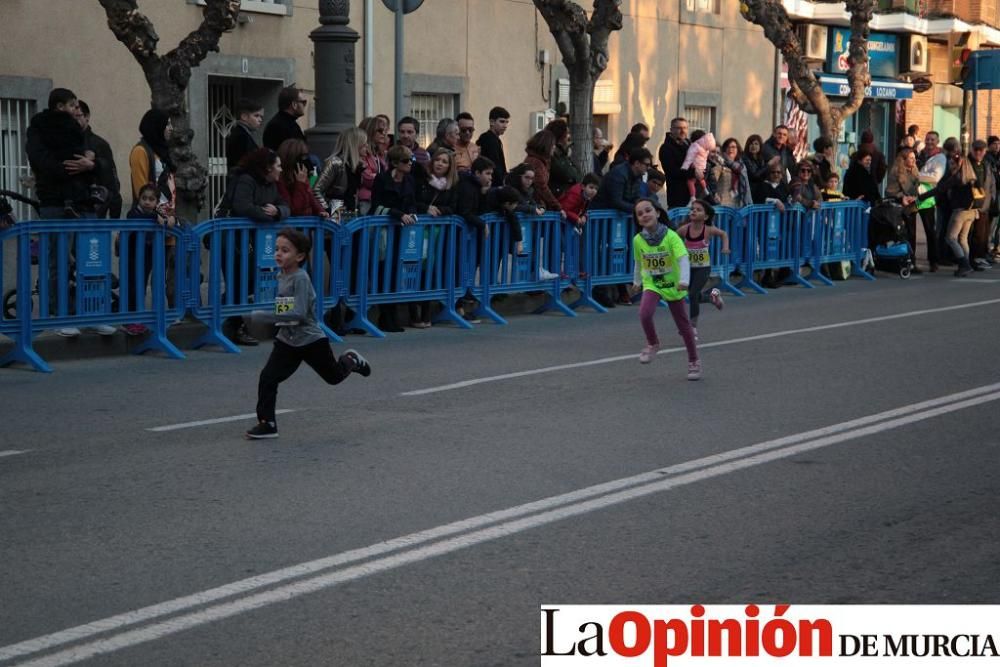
[[3, 202, 877, 371], [188, 217, 344, 351], [667, 205, 746, 297], [0, 219, 184, 372], [341, 215, 467, 337], [477, 212, 575, 323]]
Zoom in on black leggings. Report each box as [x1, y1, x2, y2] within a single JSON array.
[[256, 338, 352, 423], [688, 266, 711, 323]]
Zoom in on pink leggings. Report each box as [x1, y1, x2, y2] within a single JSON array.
[[639, 290, 699, 362]]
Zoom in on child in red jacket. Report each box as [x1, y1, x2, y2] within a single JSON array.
[[558, 172, 601, 231]]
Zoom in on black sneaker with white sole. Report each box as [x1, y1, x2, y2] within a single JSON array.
[[245, 421, 278, 439], [343, 349, 372, 377]]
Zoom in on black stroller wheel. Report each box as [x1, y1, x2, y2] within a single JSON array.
[[2, 288, 15, 320], [899, 266, 911, 279]]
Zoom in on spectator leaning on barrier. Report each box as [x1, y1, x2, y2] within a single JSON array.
[[263, 86, 306, 152], [371, 144, 419, 333], [643, 168, 669, 212], [232, 148, 290, 223], [659, 117, 691, 209], [226, 98, 263, 172], [559, 171, 601, 229], [751, 162, 789, 209], [276, 139, 327, 218], [78, 101, 121, 219], [396, 116, 429, 168], [544, 119, 581, 198], [593, 147, 652, 214], [821, 172, 847, 201], [789, 160, 822, 210], [522, 130, 564, 216], [505, 162, 546, 217], [454, 156, 495, 322], [476, 106, 510, 188], [314, 127, 367, 214]]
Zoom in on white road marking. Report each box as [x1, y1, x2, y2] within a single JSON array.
[[401, 297, 1000, 396], [961, 278, 1000, 283], [147, 410, 296, 432], [4, 382, 1000, 666], [0, 450, 30, 459]]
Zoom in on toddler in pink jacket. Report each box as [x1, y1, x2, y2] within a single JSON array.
[[681, 131, 716, 201]]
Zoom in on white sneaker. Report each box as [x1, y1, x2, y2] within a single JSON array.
[[710, 288, 724, 310], [91, 325, 117, 336], [687, 360, 702, 381], [57, 327, 81, 338], [639, 344, 659, 364], [538, 268, 559, 280]]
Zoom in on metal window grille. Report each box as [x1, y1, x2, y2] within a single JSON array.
[[0, 97, 36, 221], [685, 105, 717, 135], [410, 93, 457, 150], [685, 0, 720, 13], [207, 79, 238, 213]]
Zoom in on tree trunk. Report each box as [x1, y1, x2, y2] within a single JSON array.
[[98, 0, 239, 222], [533, 0, 622, 177], [742, 0, 874, 143], [568, 71, 595, 176]]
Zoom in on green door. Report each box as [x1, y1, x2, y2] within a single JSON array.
[[933, 106, 961, 143]]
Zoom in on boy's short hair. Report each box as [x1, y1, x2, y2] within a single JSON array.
[[826, 173, 840, 183], [277, 226, 312, 263], [646, 169, 665, 184], [582, 172, 602, 187], [387, 144, 412, 165], [471, 156, 495, 173], [489, 106, 510, 121], [235, 98, 263, 116], [496, 186, 521, 206], [627, 148, 652, 165]]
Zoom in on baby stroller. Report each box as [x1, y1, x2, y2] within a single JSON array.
[[867, 199, 914, 279]]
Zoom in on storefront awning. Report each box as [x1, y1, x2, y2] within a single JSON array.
[[818, 74, 913, 99], [779, 72, 913, 100]]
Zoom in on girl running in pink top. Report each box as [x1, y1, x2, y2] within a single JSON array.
[[675, 199, 729, 341]]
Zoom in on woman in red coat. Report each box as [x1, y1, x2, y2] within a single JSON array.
[[522, 130, 566, 219], [276, 138, 329, 217]]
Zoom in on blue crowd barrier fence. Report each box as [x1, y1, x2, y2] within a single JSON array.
[[0, 219, 184, 372], [1, 201, 872, 371]]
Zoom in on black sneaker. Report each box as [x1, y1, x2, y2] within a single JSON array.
[[245, 421, 278, 439], [343, 349, 372, 377], [234, 323, 259, 346]]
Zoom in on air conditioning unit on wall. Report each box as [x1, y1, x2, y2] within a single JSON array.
[[899, 34, 929, 74], [530, 109, 556, 133], [798, 24, 828, 62]]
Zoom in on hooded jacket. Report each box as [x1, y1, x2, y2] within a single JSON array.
[[26, 108, 99, 208]]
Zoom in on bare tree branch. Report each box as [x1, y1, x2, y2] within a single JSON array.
[[740, 0, 875, 138], [98, 0, 241, 218], [534, 0, 622, 174]]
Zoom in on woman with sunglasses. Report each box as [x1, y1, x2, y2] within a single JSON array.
[[789, 160, 822, 209]]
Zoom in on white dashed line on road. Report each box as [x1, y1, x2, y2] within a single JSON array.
[[0, 450, 31, 458], [146, 410, 296, 432]]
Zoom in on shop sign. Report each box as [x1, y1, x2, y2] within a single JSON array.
[[827, 28, 898, 79]]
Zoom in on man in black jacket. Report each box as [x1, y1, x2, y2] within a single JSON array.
[[262, 86, 306, 151], [761, 125, 796, 183], [26, 88, 115, 336], [658, 117, 691, 209], [78, 100, 121, 218], [476, 106, 509, 187], [454, 157, 494, 322]]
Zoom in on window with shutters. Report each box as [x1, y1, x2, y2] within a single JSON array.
[[410, 93, 458, 150], [684, 105, 717, 135], [0, 97, 37, 221]]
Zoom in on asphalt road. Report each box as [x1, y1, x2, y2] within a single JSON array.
[[1, 271, 999, 666]]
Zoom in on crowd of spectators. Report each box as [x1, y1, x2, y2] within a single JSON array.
[[21, 84, 1000, 338]]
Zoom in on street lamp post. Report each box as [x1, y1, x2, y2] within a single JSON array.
[[306, 0, 360, 160]]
